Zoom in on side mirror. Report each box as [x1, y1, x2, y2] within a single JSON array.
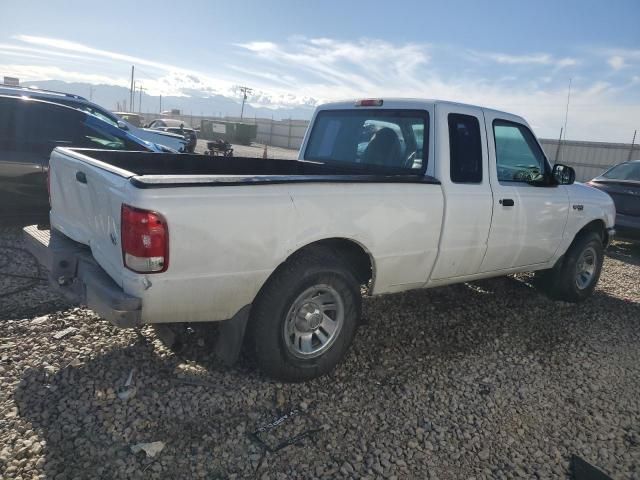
[[552, 163, 575, 185], [117, 120, 129, 131]]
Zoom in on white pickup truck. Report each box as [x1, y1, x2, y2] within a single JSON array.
[[25, 98, 615, 381]]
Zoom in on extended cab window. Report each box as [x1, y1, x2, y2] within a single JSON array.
[[305, 109, 428, 171], [493, 120, 547, 183], [448, 113, 482, 183]]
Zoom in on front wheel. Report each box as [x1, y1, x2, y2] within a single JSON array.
[[248, 248, 361, 382], [540, 232, 604, 302]]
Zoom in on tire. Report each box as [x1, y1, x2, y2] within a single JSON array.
[[248, 247, 361, 382], [542, 232, 604, 302]]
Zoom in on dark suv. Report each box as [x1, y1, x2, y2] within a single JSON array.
[[0, 95, 151, 222]]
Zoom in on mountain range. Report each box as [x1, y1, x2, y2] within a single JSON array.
[[21, 80, 315, 120]]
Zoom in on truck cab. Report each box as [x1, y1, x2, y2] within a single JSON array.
[[302, 99, 614, 284]]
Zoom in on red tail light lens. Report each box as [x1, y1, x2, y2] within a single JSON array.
[[355, 99, 383, 107], [121, 204, 169, 273]]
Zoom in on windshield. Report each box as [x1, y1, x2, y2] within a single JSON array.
[[84, 107, 119, 127], [601, 162, 640, 181], [305, 109, 429, 171]]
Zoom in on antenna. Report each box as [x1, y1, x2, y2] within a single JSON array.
[[237, 85, 253, 120], [554, 127, 563, 163], [562, 78, 572, 141], [629, 130, 637, 162]]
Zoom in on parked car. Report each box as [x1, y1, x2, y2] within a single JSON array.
[[0, 94, 155, 221], [146, 119, 197, 153], [25, 98, 615, 381], [113, 112, 145, 128], [0, 85, 187, 152], [587, 160, 640, 239]]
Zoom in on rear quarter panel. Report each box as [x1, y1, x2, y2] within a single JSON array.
[[123, 181, 443, 323]]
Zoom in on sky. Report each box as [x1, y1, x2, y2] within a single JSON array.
[[1, 0, 639, 142]]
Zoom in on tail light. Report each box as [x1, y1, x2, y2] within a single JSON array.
[[121, 204, 169, 273], [355, 99, 383, 107]]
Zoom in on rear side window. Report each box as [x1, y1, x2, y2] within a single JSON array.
[[448, 113, 482, 183], [0, 98, 17, 147], [11, 101, 83, 153], [305, 109, 429, 171]]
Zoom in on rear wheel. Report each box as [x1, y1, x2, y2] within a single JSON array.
[[541, 232, 604, 302], [248, 248, 361, 382]]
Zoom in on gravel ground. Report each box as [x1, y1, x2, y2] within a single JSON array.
[[1, 226, 639, 479]]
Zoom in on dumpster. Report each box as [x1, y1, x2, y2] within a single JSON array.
[[200, 120, 257, 145]]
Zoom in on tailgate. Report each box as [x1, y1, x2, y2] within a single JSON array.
[[48, 148, 132, 286]]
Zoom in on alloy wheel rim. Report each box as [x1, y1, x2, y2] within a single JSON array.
[[575, 246, 597, 290], [283, 284, 344, 359]]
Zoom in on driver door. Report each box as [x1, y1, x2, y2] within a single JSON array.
[[480, 112, 569, 272]]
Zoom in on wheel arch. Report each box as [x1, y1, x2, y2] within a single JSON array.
[[554, 218, 607, 268], [574, 218, 608, 245], [269, 237, 376, 291]]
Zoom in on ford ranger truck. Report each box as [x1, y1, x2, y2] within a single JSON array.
[[24, 99, 616, 382]]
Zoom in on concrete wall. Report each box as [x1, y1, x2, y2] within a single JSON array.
[[139, 113, 309, 150]]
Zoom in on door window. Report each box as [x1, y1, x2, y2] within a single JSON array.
[[448, 113, 482, 183], [493, 120, 547, 183]]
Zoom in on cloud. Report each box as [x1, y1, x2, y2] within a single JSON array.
[[469, 50, 578, 68], [2, 34, 638, 142], [0, 64, 129, 86], [14, 35, 177, 72], [236, 37, 430, 90], [608, 55, 626, 70]]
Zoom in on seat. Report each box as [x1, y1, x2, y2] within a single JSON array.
[[362, 127, 402, 167]]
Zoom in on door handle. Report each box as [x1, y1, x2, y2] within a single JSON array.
[[499, 198, 514, 206], [75, 171, 87, 184]]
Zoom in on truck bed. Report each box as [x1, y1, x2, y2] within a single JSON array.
[[65, 148, 440, 188]]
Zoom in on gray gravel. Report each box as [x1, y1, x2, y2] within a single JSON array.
[[1, 225, 639, 479]]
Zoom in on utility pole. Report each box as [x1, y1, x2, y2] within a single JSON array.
[[237, 85, 253, 120], [129, 65, 135, 112], [138, 85, 144, 113], [159, 94, 162, 114], [89, 85, 94, 101]]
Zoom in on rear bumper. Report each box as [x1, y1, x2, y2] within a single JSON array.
[[23, 225, 142, 328]]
